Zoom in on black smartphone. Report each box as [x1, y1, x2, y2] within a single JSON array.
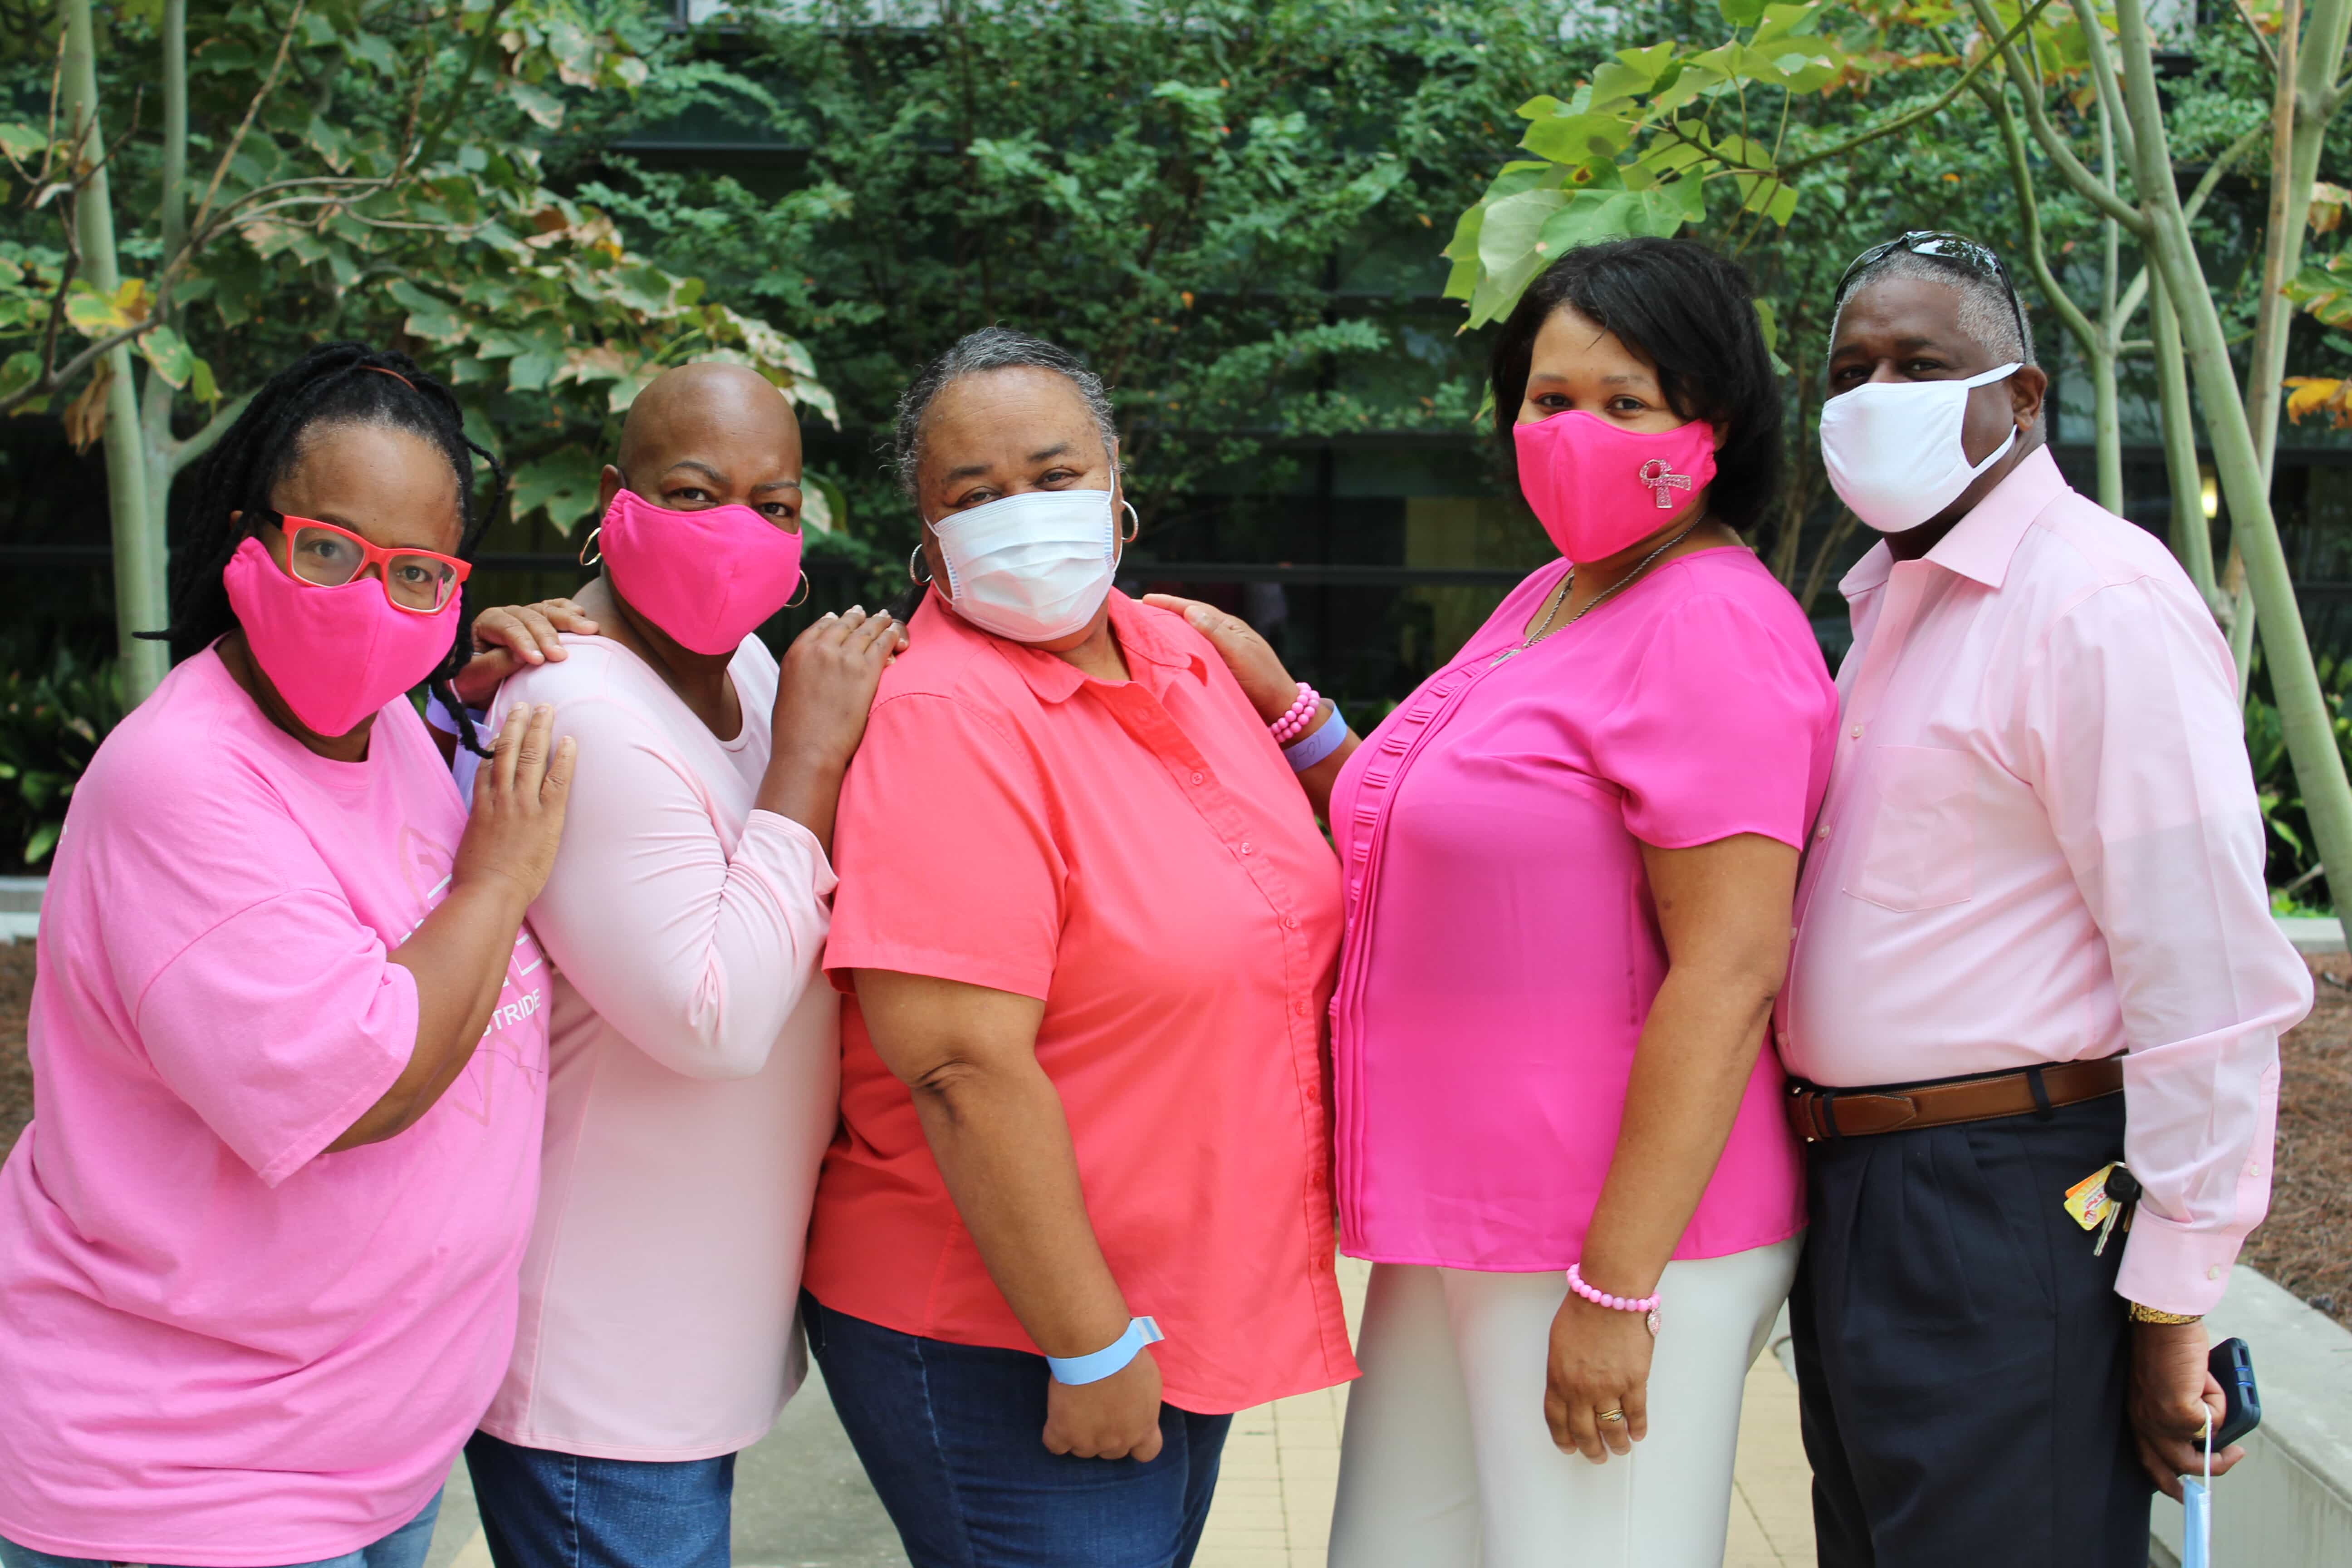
[[2210, 1337, 2260, 1449]]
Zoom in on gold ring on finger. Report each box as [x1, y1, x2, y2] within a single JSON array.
[[1597, 1408, 1625, 1423]]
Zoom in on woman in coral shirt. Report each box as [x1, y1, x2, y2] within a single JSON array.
[[802, 328, 1356, 1568], [1161, 238, 1838, 1567]]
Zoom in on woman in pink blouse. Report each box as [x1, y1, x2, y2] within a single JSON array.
[[1158, 238, 1838, 1565]]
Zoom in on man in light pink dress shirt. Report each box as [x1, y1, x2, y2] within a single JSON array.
[[1778, 234, 2312, 1568]]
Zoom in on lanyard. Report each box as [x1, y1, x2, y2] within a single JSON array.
[[2181, 1414, 2214, 1568]]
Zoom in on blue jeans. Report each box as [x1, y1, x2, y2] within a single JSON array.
[[0, 1491, 439, 1568], [804, 1292, 1232, 1568], [463, 1431, 733, 1568]]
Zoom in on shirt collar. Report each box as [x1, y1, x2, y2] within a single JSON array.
[[1840, 443, 2067, 601], [951, 586, 1208, 705]]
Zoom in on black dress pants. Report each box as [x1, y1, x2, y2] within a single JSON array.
[[1790, 1091, 2154, 1568]]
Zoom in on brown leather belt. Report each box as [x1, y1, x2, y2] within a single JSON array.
[[1785, 1056, 2124, 1143]]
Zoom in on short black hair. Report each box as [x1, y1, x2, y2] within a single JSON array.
[[1488, 237, 1783, 534], [147, 342, 504, 753]]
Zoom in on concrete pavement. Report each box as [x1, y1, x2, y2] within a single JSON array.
[[423, 1256, 1818, 1567]]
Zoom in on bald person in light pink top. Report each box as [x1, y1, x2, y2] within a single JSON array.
[[445, 364, 902, 1568]]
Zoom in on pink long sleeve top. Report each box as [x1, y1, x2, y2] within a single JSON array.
[[478, 633, 840, 1460], [1780, 447, 2312, 1316]]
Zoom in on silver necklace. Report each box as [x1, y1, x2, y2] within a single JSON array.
[[1491, 520, 1702, 666]]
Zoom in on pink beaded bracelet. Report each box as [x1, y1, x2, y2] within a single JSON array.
[[1269, 682, 1318, 744], [1568, 1264, 1662, 1336]]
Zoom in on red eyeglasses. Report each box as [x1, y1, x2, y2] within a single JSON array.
[[252, 508, 471, 613]]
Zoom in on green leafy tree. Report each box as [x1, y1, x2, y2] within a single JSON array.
[[590, 0, 1597, 562], [1444, 0, 2352, 901], [1, 0, 833, 704]]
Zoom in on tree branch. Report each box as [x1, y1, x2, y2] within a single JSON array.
[[1973, 74, 2100, 357], [1967, 0, 2151, 232], [2234, 0, 2284, 74], [1778, 0, 2056, 177], [2067, 0, 2141, 174], [0, 314, 159, 416], [412, 0, 519, 168], [2114, 119, 2268, 327], [166, 388, 255, 475], [185, 0, 310, 247]]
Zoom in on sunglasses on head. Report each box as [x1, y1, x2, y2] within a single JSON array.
[[1835, 231, 2031, 355]]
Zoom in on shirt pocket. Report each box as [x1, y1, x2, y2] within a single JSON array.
[[1843, 744, 1976, 911]]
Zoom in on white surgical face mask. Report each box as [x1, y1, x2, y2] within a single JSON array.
[[1818, 362, 2023, 533], [929, 486, 1125, 644]]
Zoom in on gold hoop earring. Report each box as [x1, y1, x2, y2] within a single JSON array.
[[576, 525, 603, 568], [784, 570, 810, 610], [1119, 499, 1141, 546], [909, 544, 932, 585]]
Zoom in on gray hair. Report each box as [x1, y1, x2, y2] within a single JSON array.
[[892, 327, 1119, 499], [1833, 250, 2037, 367]]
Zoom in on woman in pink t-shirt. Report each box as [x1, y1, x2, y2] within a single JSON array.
[[1157, 239, 1838, 1566], [0, 345, 574, 1568]]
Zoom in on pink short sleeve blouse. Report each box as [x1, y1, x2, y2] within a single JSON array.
[[1329, 547, 1838, 1270]]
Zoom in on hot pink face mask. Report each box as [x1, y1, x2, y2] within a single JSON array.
[[1512, 411, 1718, 563], [222, 535, 461, 738], [594, 488, 805, 657]]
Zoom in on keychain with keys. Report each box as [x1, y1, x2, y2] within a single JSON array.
[[2063, 1162, 2141, 1255]]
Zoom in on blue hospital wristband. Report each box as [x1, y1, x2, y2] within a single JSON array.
[[1047, 1316, 1166, 1386], [1282, 703, 1348, 772]]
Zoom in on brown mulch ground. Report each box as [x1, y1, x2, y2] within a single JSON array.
[[2241, 954, 2352, 1329], [0, 938, 2344, 1327]]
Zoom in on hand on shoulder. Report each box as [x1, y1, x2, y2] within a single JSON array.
[[1142, 594, 1298, 724]]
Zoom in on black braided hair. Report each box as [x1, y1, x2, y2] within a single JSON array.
[[145, 342, 506, 755]]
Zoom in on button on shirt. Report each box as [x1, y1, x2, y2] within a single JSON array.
[[806, 589, 1356, 1414], [1780, 446, 2312, 1314]]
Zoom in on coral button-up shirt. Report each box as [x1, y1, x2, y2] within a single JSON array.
[[806, 588, 1357, 1415], [1780, 446, 2312, 1315]]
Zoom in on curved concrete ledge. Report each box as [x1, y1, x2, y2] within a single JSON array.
[[2277, 915, 2348, 955], [2146, 1266, 2352, 1568], [0, 876, 40, 943]]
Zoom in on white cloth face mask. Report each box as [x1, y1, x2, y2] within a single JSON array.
[[1818, 361, 2023, 533], [930, 486, 1124, 644]]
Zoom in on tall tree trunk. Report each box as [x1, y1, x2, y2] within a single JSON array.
[[137, 0, 187, 671], [2151, 272, 2220, 612], [2118, 0, 2352, 898], [2094, 94, 2125, 515], [2228, 0, 2352, 692], [61, 0, 166, 704]]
